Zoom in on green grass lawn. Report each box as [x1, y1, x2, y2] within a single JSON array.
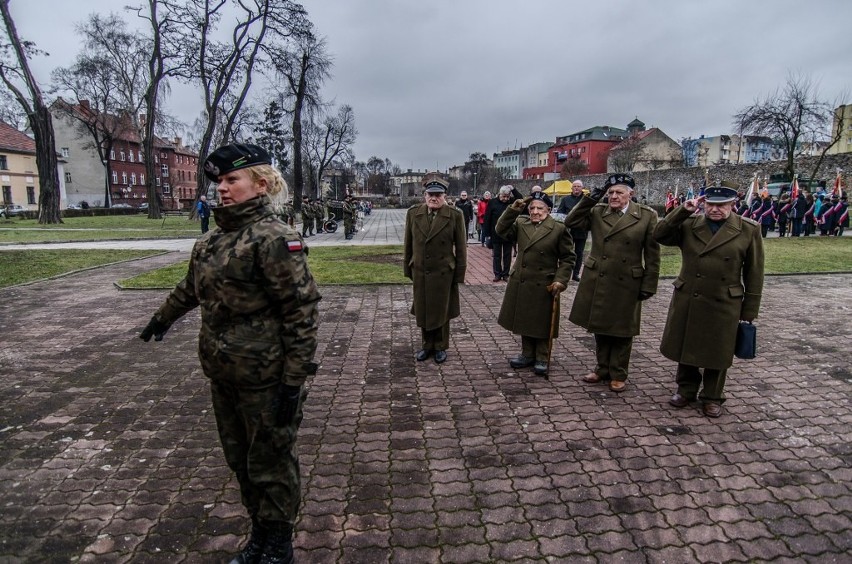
[[0, 249, 164, 287], [0, 214, 207, 243], [118, 245, 409, 288], [2, 238, 850, 290]]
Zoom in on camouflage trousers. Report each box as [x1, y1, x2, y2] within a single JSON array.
[[210, 380, 306, 527]]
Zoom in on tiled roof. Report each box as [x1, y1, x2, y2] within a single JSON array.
[[0, 121, 36, 154]]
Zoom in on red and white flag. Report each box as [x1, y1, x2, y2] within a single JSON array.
[[834, 168, 844, 199]]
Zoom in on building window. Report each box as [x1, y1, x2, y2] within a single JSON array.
[[154, 154, 159, 164], [121, 172, 128, 184], [112, 171, 118, 184], [120, 150, 126, 161], [156, 177, 161, 186], [140, 173, 145, 185], [128, 151, 134, 163], [65, 171, 72, 183], [61, 147, 70, 158], [110, 150, 115, 160], [163, 183, 171, 195], [161, 164, 169, 176], [131, 173, 137, 185], [0, 155, 8, 170], [27, 186, 35, 204], [139, 151, 145, 163], [2, 186, 11, 204]]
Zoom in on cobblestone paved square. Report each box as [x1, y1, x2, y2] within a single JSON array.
[[1, 209, 850, 562]]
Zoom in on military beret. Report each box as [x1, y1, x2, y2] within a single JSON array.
[[203, 143, 272, 182], [603, 173, 635, 190], [704, 180, 738, 204], [530, 191, 553, 209]]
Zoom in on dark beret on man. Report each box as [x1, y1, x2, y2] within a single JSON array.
[[603, 173, 635, 190]]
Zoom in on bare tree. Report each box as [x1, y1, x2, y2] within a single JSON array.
[[608, 136, 642, 173], [303, 104, 356, 198], [52, 13, 149, 208], [169, 0, 309, 214], [561, 156, 588, 178], [273, 33, 331, 209], [0, 0, 61, 223], [734, 73, 841, 180], [0, 86, 26, 129]]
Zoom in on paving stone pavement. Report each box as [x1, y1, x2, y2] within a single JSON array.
[[1, 211, 852, 563]]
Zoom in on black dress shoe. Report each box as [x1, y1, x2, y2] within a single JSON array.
[[492, 277, 502, 282], [415, 349, 432, 361], [533, 361, 549, 377], [509, 355, 535, 368], [703, 402, 723, 418], [434, 350, 447, 363], [669, 393, 695, 408]]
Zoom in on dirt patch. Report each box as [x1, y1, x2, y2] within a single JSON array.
[[356, 253, 404, 265]]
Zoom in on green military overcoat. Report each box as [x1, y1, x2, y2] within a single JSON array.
[[565, 196, 661, 337], [654, 205, 765, 369], [404, 203, 467, 331], [495, 206, 575, 339]]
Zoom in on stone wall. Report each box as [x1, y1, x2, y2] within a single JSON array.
[[560, 153, 852, 204]]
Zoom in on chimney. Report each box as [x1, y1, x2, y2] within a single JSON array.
[[173, 136, 182, 147]]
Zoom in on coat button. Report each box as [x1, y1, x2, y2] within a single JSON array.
[[696, 273, 701, 277], [602, 255, 607, 259], [693, 292, 699, 297]]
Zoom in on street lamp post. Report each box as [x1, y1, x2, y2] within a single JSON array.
[[473, 172, 478, 195]]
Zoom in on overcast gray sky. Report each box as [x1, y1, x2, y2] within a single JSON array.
[[11, 0, 852, 172]]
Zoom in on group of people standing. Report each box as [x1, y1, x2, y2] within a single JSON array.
[[404, 172, 765, 420], [139, 144, 767, 563], [741, 189, 848, 238]]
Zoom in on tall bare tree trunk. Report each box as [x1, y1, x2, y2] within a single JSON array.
[[291, 53, 308, 209]]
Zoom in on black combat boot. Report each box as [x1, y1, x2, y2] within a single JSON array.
[[259, 527, 294, 564], [230, 518, 267, 564]]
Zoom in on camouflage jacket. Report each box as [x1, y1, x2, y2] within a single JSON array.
[[300, 203, 315, 219], [154, 195, 321, 388]]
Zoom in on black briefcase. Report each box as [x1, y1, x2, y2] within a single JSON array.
[[734, 321, 757, 359]]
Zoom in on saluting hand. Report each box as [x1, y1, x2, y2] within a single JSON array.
[[683, 195, 705, 212], [510, 196, 533, 211]]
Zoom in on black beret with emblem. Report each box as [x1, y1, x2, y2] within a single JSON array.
[[203, 143, 272, 182], [530, 191, 553, 209], [603, 173, 635, 190]]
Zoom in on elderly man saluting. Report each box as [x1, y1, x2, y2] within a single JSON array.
[[404, 174, 467, 364], [653, 181, 764, 417], [565, 174, 660, 392]]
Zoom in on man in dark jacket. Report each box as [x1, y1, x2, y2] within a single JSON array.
[[654, 182, 764, 418], [790, 191, 808, 236], [456, 191, 475, 239], [483, 185, 521, 282], [556, 180, 588, 281]]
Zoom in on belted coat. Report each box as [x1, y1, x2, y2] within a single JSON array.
[[654, 205, 765, 369], [565, 196, 661, 337], [495, 207, 575, 339], [404, 203, 467, 330]]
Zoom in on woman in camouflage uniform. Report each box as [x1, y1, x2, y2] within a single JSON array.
[[140, 143, 320, 564]]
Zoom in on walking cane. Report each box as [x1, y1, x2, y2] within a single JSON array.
[[545, 292, 560, 380]]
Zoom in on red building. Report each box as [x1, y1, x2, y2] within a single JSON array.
[[169, 138, 200, 210], [523, 125, 627, 179]]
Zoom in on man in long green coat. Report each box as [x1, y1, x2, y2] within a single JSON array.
[[565, 173, 660, 392], [496, 192, 575, 377], [654, 182, 764, 417], [403, 175, 467, 364]]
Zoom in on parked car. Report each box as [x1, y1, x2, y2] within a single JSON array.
[[66, 203, 83, 210], [111, 203, 134, 209], [137, 203, 149, 212], [1, 204, 27, 218]]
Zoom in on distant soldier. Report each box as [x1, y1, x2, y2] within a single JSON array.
[[301, 195, 315, 237], [314, 198, 325, 234], [343, 196, 355, 240]]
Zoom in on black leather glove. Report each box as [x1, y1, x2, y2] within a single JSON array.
[[273, 384, 302, 427], [638, 291, 654, 301], [140, 316, 170, 342], [589, 185, 607, 202]]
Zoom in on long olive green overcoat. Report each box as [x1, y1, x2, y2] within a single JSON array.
[[565, 196, 661, 337], [404, 203, 467, 330], [495, 207, 575, 339], [654, 205, 765, 369]]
